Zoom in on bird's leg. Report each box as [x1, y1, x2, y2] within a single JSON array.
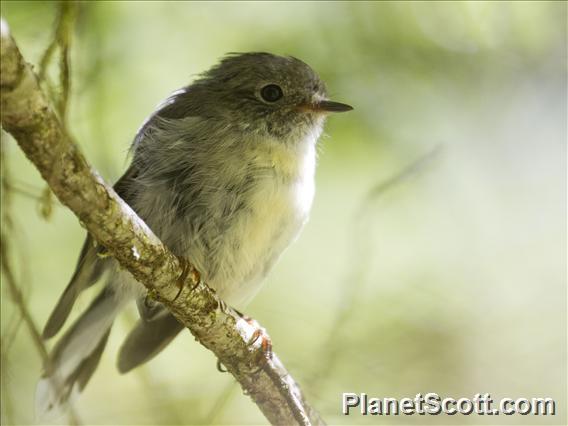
[[137, 293, 162, 322], [174, 256, 201, 301], [213, 310, 272, 374], [235, 310, 273, 362]]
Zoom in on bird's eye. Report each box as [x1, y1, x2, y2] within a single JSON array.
[[260, 84, 283, 103]]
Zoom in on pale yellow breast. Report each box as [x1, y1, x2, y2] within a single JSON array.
[[213, 136, 318, 308]]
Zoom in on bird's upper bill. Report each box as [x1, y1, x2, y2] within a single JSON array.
[[297, 99, 353, 114]]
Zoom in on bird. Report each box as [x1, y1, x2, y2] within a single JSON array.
[[36, 52, 352, 414]]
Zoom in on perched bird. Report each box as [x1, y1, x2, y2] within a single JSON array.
[[37, 52, 352, 413]]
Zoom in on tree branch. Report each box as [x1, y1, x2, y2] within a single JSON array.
[[0, 19, 324, 426]]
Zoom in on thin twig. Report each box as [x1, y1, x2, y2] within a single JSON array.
[[3, 183, 43, 201], [0, 135, 28, 356], [0, 240, 82, 426], [0, 235, 82, 425], [38, 39, 57, 82], [38, 1, 77, 111], [307, 146, 443, 390], [55, 1, 77, 123], [0, 134, 82, 426], [359, 145, 444, 216], [0, 239, 50, 362], [38, 2, 78, 218]]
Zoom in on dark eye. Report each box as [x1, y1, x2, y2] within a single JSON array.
[[260, 84, 283, 103]]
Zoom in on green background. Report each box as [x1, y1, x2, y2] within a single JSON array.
[[1, 1, 566, 425]]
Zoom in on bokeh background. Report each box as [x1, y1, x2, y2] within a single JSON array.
[[1, 1, 566, 425]]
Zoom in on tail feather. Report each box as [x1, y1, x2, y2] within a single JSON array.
[[118, 310, 183, 373], [76, 329, 111, 391], [36, 286, 124, 417], [42, 235, 107, 339]]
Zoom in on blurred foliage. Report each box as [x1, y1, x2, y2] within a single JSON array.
[[1, 1, 566, 425]]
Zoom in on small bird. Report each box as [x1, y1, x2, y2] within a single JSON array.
[[37, 52, 352, 413]]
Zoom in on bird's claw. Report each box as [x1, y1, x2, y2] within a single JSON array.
[[244, 316, 273, 366], [216, 359, 227, 373], [249, 328, 273, 360], [174, 256, 201, 301]]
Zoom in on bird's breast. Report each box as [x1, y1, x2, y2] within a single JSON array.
[[206, 136, 317, 307]]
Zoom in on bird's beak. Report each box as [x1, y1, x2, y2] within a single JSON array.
[[317, 100, 353, 113], [297, 100, 353, 114]]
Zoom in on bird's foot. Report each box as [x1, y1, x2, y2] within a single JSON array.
[[249, 327, 273, 362], [174, 256, 201, 301], [242, 315, 273, 364], [215, 313, 272, 374]]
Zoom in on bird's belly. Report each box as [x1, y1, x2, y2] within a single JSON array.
[[206, 173, 315, 308]]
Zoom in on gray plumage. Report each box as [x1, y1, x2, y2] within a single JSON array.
[[37, 52, 352, 415], [42, 235, 108, 339], [117, 312, 184, 374]]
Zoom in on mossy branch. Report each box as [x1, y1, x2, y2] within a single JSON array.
[[0, 19, 324, 426]]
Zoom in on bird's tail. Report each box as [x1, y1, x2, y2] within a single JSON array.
[[35, 286, 125, 418]]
